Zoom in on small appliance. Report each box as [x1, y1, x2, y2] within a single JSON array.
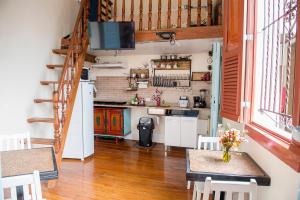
[[178, 96, 189, 108], [81, 67, 89, 80], [193, 89, 207, 108], [193, 96, 201, 108], [199, 89, 207, 108]]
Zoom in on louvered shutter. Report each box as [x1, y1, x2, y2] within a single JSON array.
[[221, 0, 246, 122]]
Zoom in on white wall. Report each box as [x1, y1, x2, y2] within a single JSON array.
[[223, 118, 300, 200], [0, 0, 79, 138]]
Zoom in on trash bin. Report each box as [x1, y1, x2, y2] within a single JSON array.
[[137, 117, 155, 147]]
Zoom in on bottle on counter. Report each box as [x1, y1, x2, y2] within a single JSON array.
[[131, 94, 139, 105]]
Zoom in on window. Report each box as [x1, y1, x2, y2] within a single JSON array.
[[221, 0, 300, 172], [252, 0, 298, 140]]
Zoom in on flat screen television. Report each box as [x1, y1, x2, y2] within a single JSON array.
[[89, 21, 135, 50]]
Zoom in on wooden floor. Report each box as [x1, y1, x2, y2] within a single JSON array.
[[43, 139, 193, 200]]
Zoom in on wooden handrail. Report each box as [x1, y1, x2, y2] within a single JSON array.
[[53, 0, 90, 167]]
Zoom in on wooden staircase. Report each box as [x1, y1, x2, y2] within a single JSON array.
[[27, 0, 97, 170]]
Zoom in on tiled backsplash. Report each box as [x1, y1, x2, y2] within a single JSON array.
[[95, 76, 211, 106]]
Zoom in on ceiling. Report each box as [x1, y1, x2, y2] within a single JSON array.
[[90, 38, 223, 56]]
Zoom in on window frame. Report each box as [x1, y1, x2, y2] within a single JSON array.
[[244, 0, 300, 172]]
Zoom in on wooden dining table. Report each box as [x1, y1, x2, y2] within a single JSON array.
[[1, 147, 58, 180], [186, 149, 271, 186]]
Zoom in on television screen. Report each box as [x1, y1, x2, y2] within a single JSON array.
[[89, 21, 135, 50]]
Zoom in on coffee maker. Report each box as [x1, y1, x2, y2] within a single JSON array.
[[193, 96, 201, 108], [193, 89, 207, 108]]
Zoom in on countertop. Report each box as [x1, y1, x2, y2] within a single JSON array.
[[94, 102, 210, 111]]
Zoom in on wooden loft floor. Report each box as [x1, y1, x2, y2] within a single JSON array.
[[42, 140, 193, 200], [136, 25, 223, 42]]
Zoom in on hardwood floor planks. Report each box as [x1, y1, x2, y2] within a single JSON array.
[[43, 140, 192, 200]]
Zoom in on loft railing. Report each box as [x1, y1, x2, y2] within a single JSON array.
[[53, 0, 90, 165], [96, 0, 223, 41], [106, 0, 222, 30]]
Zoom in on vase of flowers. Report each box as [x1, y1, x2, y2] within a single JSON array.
[[219, 128, 247, 163]]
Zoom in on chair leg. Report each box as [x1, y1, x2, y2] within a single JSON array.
[[187, 181, 191, 189], [192, 183, 197, 200]]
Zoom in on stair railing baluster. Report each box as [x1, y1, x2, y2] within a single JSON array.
[[197, 0, 202, 26], [167, 0, 171, 28], [139, 0, 143, 31], [113, 0, 117, 21], [187, 0, 191, 27], [157, 0, 161, 29], [148, 0, 152, 30], [177, 0, 182, 28], [131, 0, 134, 21], [53, 91, 60, 153], [105, 0, 109, 21], [122, 0, 125, 21], [207, 0, 212, 26], [98, 0, 102, 21]]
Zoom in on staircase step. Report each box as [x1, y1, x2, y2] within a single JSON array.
[[52, 49, 96, 63], [27, 118, 54, 123], [31, 138, 55, 145], [47, 64, 64, 69], [40, 80, 71, 86], [40, 80, 59, 85], [52, 48, 81, 55], [34, 99, 62, 103]]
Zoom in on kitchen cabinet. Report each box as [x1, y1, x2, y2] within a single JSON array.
[[94, 108, 106, 134], [180, 117, 198, 148], [106, 109, 123, 135], [94, 107, 131, 136], [164, 117, 181, 147], [165, 116, 198, 149]]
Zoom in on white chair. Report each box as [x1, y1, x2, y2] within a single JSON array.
[[2, 170, 43, 200], [202, 177, 258, 200], [197, 135, 221, 151], [0, 132, 31, 151], [188, 135, 221, 191]]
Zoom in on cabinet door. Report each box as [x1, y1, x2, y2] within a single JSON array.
[[180, 117, 198, 148], [165, 116, 181, 147], [106, 109, 123, 136], [94, 108, 106, 134]]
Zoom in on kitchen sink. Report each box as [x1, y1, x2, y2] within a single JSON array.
[[165, 109, 199, 117]]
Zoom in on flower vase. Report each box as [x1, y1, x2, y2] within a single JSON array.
[[223, 148, 231, 163]]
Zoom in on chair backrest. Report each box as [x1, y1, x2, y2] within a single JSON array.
[[2, 170, 43, 200], [203, 177, 258, 200], [198, 135, 221, 150], [0, 132, 31, 151]]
